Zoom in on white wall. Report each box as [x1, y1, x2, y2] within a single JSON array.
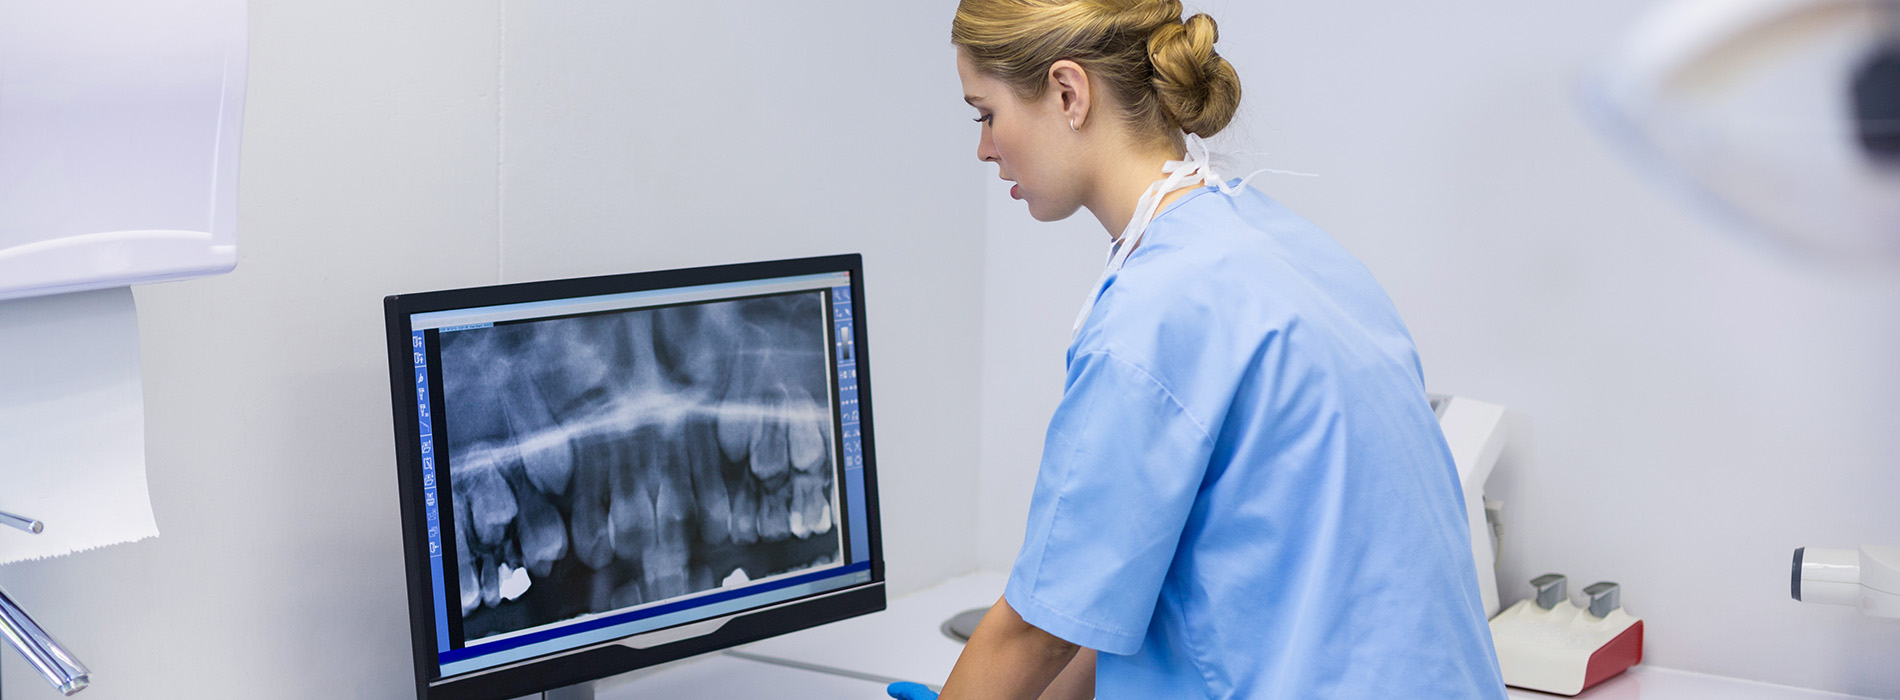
[[0, 2, 984, 698], [7, 1, 1897, 697], [491, 0, 986, 598], [974, 1, 1900, 697]]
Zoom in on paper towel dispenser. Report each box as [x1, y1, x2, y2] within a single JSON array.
[[0, 0, 248, 302]]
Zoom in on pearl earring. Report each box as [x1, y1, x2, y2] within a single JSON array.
[[1070, 120, 1079, 132]]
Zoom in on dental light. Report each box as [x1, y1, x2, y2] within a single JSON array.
[[1585, 0, 1900, 259], [1586, 0, 1899, 621]]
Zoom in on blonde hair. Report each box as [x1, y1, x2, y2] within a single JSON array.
[[952, 0, 1240, 139]]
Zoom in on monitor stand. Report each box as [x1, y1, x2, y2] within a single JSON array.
[[512, 682, 593, 700]]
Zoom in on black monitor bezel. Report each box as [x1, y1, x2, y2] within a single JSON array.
[[382, 254, 886, 700]]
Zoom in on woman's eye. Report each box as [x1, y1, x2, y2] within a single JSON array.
[[972, 115, 992, 125]]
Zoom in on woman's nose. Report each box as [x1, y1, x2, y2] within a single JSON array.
[[976, 131, 997, 163]]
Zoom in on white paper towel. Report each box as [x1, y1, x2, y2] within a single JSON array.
[[0, 287, 158, 563]]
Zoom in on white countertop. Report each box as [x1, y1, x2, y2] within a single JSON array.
[[734, 571, 1003, 687], [592, 653, 890, 699], [728, 571, 1879, 700], [1550, 667, 1880, 700]]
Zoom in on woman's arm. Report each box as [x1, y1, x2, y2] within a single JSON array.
[[1039, 647, 1095, 700], [937, 596, 1080, 700]]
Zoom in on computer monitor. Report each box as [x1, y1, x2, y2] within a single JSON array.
[[383, 255, 885, 700]]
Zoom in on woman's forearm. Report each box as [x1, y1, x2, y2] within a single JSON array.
[[938, 597, 1079, 700], [1039, 647, 1096, 700]]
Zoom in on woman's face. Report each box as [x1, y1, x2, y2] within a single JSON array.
[[956, 49, 1089, 222]]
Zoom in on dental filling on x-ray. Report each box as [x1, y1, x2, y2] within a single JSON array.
[[407, 272, 873, 678]]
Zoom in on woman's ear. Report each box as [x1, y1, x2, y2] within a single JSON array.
[[1048, 59, 1092, 131]]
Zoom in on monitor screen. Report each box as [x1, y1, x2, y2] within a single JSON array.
[[385, 256, 884, 700]]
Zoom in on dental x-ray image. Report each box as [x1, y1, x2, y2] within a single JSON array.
[[438, 292, 841, 642]]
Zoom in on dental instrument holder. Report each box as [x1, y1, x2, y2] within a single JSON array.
[[0, 510, 92, 695], [1489, 574, 1644, 696], [1584, 581, 1621, 619], [1532, 574, 1566, 610]]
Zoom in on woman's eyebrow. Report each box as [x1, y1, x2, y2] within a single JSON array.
[[964, 94, 986, 106]]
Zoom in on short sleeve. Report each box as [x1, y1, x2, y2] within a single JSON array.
[[1005, 350, 1216, 656]]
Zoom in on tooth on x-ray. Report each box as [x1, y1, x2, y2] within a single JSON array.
[[757, 485, 793, 542], [513, 477, 567, 577], [729, 475, 761, 546], [716, 399, 759, 464], [456, 497, 480, 615], [461, 462, 517, 548], [722, 568, 751, 588], [502, 537, 523, 576], [749, 394, 793, 484], [498, 564, 531, 601], [645, 470, 693, 600], [788, 397, 827, 472], [504, 374, 573, 495], [439, 293, 844, 642], [569, 443, 617, 571], [479, 554, 501, 609], [587, 568, 618, 613], [685, 418, 732, 546], [791, 469, 833, 539], [608, 453, 656, 566]]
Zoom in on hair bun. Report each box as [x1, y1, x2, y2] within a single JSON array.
[[1147, 12, 1240, 137], [953, 0, 1243, 144]]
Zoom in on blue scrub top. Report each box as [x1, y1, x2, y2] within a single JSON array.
[[1005, 185, 1507, 699]]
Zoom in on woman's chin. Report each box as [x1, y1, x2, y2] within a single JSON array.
[[1023, 199, 1080, 223]]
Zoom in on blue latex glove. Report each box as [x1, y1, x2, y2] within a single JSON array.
[[886, 681, 939, 700]]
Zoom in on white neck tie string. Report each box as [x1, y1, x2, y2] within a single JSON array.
[[1072, 133, 1277, 336]]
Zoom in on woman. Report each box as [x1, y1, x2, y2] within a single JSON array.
[[892, 1, 1509, 698]]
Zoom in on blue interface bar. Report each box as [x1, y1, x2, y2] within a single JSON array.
[[414, 330, 450, 653], [832, 283, 868, 563], [439, 561, 873, 673]]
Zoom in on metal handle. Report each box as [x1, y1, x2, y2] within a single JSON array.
[[1583, 581, 1621, 618], [0, 510, 45, 535], [1531, 573, 1567, 610], [0, 584, 91, 695]]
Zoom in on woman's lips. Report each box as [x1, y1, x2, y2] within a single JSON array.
[[1010, 184, 1022, 200]]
